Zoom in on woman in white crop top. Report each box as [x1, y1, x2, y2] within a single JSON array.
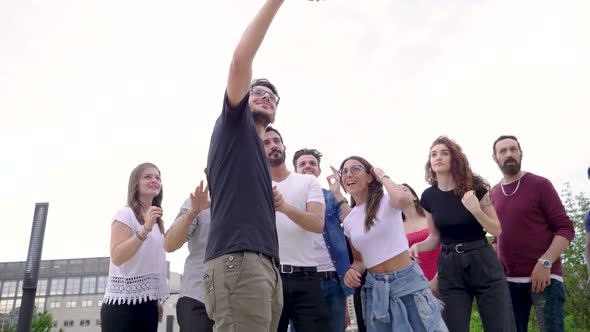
[[100, 162, 169, 332], [339, 156, 447, 332]]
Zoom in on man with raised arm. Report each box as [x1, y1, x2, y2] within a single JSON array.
[[202, 1, 288, 331]]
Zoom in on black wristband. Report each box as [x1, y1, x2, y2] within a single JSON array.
[[336, 198, 348, 208], [135, 231, 146, 241]]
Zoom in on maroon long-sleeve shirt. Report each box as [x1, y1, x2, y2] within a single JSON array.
[[490, 172, 575, 278]]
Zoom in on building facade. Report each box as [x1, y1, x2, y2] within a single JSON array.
[[0, 257, 180, 332]]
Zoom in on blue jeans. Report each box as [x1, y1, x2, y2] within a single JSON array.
[[509, 279, 566, 332], [361, 261, 447, 332], [290, 276, 346, 332], [321, 276, 347, 332]]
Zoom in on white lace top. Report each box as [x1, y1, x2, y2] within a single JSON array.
[[103, 207, 169, 305]]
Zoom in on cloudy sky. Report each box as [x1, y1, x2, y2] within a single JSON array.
[[1, 0, 589, 273]]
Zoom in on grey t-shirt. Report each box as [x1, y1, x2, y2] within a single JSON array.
[[172, 199, 210, 303]]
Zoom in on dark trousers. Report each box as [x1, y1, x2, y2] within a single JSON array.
[[320, 276, 347, 332], [176, 296, 214, 332], [277, 272, 330, 332], [509, 280, 566, 332], [100, 300, 158, 332], [353, 272, 367, 332], [290, 276, 347, 332], [438, 242, 515, 332]]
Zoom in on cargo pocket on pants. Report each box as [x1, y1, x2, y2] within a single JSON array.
[[202, 268, 216, 321]]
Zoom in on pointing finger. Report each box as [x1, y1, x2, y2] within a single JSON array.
[[330, 166, 339, 175]]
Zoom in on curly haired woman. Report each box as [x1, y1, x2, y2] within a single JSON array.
[[410, 136, 515, 332]]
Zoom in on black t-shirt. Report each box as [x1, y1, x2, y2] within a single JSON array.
[[204, 92, 278, 262], [420, 185, 487, 244]]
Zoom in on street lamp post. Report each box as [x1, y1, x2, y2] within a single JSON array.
[[17, 203, 49, 332]]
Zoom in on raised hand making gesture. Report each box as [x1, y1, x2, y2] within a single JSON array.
[[189, 180, 210, 216], [326, 166, 342, 193], [370, 167, 389, 183]]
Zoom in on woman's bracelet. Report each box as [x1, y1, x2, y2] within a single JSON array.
[[379, 174, 390, 182], [135, 231, 147, 241]]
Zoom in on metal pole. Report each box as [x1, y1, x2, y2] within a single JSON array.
[[17, 203, 49, 332]]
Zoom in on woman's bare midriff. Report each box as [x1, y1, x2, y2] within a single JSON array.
[[368, 251, 413, 274]]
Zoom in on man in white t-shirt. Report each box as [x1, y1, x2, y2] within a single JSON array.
[[292, 148, 354, 332], [262, 127, 330, 332]]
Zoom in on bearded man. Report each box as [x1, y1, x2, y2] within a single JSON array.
[[262, 127, 331, 332], [490, 135, 575, 332]]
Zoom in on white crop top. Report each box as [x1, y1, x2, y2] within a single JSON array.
[[343, 194, 409, 268], [103, 207, 169, 305]]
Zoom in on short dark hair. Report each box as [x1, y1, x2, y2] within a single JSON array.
[[493, 135, 522, 154], [265, 126, 283, 144], [251, 78, 279, 101], [292, 148, 323, 169]]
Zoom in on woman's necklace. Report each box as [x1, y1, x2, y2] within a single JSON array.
[[501, 171, 527, 197]]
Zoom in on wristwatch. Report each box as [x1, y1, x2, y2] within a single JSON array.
[[538, 258, 552, 269]]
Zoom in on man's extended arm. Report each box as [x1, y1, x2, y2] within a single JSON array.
[[226, 0, 285, 108], [530, 179, 575, 292]]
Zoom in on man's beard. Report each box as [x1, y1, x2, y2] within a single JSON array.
[[499, 157, 521, 176], [268, 150, 285, 167], [252, 109, 273, 127]]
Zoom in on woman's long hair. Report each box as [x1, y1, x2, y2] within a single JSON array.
[[127, 162, 165, 234], [401, 183, 425, 220], [339, 156, 383, 232], [425, 136, 489, 196]]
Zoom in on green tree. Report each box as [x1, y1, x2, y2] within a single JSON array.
[[561, 183, 590, 331], [5, 311, 54, 332], [30, 311, 53, 332]]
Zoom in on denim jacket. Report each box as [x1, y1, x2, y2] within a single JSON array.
[[362, 261, 447, 331], [322, 189, 354, 296]]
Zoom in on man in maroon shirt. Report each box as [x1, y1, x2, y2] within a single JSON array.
[[490, 135, 575, 332]]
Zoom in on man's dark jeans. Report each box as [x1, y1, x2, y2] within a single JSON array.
[[509, 279, 566, 332]]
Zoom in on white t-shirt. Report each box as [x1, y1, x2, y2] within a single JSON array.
[[343, 194, 408, 269], [315, 234, 336, 272], [274, 172, 325, 267], [104, 207, 169, 305]]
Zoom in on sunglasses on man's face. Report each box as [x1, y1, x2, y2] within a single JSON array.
[[339, 165, 366, 177], [250, 87, 280, 104]]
